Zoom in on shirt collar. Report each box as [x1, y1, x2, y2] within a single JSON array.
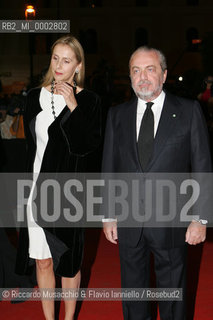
[[137, 90, 165, 111]]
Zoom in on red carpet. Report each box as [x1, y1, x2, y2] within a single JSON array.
[[1, 229, 213, 319]]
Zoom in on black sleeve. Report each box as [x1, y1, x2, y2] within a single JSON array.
[[61, 91, 102, 156]]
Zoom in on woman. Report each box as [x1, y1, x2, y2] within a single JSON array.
[[16, 35, 101, 319]]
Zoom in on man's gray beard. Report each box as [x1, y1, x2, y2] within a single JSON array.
[[136, 90, 155, 100], [132, 84, 163, 101]]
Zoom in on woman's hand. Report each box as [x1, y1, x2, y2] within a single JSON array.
[[55, 81, 77, 112]]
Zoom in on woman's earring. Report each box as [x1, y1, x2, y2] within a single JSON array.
[[75, 69, 79, 74]]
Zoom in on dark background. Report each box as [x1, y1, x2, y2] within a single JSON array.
[[0, 0, 213, 102], [1, 0, 213, 173]]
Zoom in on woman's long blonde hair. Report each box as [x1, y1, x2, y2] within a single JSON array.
[[41, 34, 85, 88]]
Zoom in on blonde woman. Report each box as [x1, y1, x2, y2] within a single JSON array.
[[16, 35, 101, 319]]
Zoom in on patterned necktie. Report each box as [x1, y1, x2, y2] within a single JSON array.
[[137, 102, 154, 171]]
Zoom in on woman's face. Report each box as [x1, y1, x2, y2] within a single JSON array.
[[50, 43, 81, 84]]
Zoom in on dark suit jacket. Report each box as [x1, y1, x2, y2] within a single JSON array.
[[102, 91, 212, 248]]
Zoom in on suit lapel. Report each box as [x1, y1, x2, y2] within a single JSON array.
[[146, 92, 181, 171], [124, 97, 141, 168]]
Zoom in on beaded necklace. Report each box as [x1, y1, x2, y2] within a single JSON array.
[[51, 80, 56, 119], [50, 80, 77, 119]]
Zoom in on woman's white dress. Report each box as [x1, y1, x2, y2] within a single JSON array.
[[27, 87, 66, 259]]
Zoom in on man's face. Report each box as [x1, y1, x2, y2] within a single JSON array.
[[129, 50, 167, 101]]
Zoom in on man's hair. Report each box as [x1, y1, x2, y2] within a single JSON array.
[[129, 46, 167, 72]]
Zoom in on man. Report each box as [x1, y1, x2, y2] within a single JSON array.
[[102, 47, 212, 320]]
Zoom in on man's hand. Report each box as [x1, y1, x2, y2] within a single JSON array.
[[185, 221, 206, 245], [103, 221, 118, 244]]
